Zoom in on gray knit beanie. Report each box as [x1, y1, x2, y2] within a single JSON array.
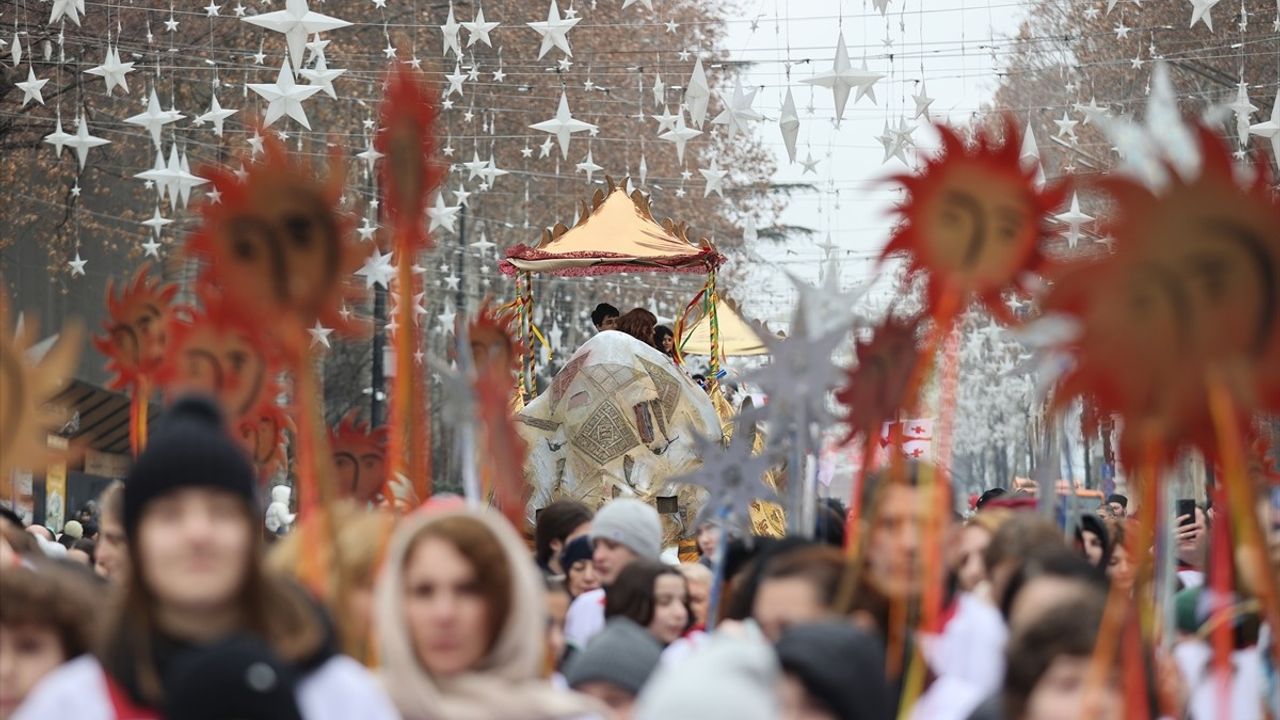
[[564, 618, 663, 696], [591, 498, 662, 559]]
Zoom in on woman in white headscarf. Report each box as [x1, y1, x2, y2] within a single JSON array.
[[376, 500, 599, 720]]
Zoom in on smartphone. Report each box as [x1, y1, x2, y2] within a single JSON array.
[[1176, 499, 1197, 526]]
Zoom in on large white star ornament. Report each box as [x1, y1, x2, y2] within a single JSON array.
[[248, 59, 323, 129], [803, 32, 883, 124], [241, 0, 351, 70], [85, 45, 134, 96], [66, 115, 110, 170], [712, 77, 764, 141], [16, 66, 49, 107], [196, 94, 238, 137], [658, 109, 702, 164], [527, 0, 581, 59], [125, 89, 185, 148], [778, 87, 800, 163], [461, 5, 500, 48], [1249, 92, 1280, 166], [528, 92, 597, 159]]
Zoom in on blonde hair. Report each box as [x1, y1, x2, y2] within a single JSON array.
[[678, 562, 713, 588]]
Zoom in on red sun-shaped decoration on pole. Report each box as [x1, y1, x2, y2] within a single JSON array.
[[466, 300, 524, 381], [1047, 127, 1280, 466], [92, 265, 178, 454], [835, 314, 922, 444], [186, 133, 365, 356], [329, 410, 390, 506], [156, 283, 289, 481], [881, 118, 1069, 324], [93, 265, 178, 391], [377, 66, 445, 254]]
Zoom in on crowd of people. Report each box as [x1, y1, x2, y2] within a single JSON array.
[[1, 393, 1278, 719]]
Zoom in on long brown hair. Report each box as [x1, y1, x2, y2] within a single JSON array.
[[615, 308, 657, 347], [403, 514, 513, 656], [100, 499, 325, 706]]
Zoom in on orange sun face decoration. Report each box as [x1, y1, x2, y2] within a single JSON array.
[[188, 135, 364, 342], [835, 314, 921, 444], [1048, 127, 1280, 464], [156, 284, 278, 423], [0, 295, 82, 478], [377, 67, 445, 252], [882, 118, 1069, 323], [467, 301, 523, 380], [92, 266, 178, 390], [329, 410, 389, 505], [236, 394, 292, 482]]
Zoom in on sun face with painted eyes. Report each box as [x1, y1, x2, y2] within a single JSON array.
[[467, 301, 522, 380], [329, 410, 389, 504], [882, 118, 1069, 322], [1049, 128, 1280, 464], [189, 135, 363, 338], [92, 266, 178, 390], [835, 314, 921, 443], [156, 285, 277, 422]]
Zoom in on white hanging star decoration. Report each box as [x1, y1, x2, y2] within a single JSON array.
[[526, 0, 581, 59], [44, 116, 74, 158], [67, 252, 87, 278], [622, 0, 655, 10], [428, 194, 462, 233], [141, 206, 173, 237], [141, 238, 162, 259], [461, 5, 500, 48], [444, 63, 467, 97], [195, 93, 237, 136], [84, 45, 134, 96], [49, 0, 85, 25], [652, 73, 665, 107], [711, 77, 764, 140], [638, 154, 649, 185], [1249, 92, 1280, 166], [803, 33, 883, 124], [299, 52, 346, 99], [242, 0, 351, 70], [1053, 193, 1094, 249], [355, 248, 396, 288], [248, 59, 323, 129], [65, 115, 110, 170], [470, 233, 496, 255], [125, 89, 185, 148], [800, 151, 819, 175], [683, 57, 710, 127], [651, 106, 678, 134], [16, 67, 48, 107], [699, 156, 727, 197], [1053, 110, 1079, 140], [1096, 61, 1201, 189], [1226, 82, 1257, 146], [480, 157, 509, 187], [912, 81, 935, 119], [440, 3, 463, 57], [658, 109, 702, 164], [575, 149, 603, 183], [308, 320, 334, 349], [528, 92, 597, 159], [1019, 119, 1046, 188], [778, 87, 800, 163], [1187, 0, 1221, 32], [356, 143, 383, 173]]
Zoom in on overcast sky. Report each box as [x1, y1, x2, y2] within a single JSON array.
[[720, 0, 1028, 327]]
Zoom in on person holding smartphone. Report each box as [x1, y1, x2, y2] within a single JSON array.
[[1175, 499, 1208, 590]]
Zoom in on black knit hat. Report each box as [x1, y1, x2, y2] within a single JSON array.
[[775, 622, 891, 720], [123, 396, 258, 538], [559, 534, 594, 574]]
